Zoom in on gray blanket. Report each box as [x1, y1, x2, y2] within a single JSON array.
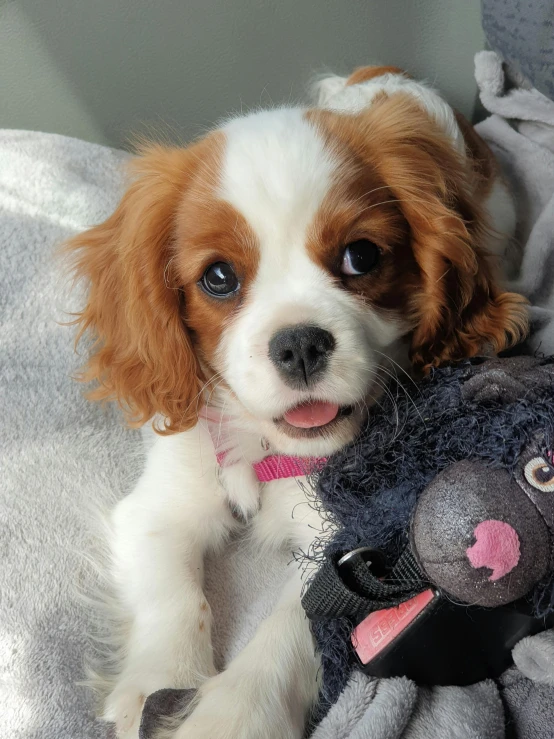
[[2, 48, 554, 738], [0, 131, 289, 739], [1, 131, 136, 739], [475, 50, 554, 357]]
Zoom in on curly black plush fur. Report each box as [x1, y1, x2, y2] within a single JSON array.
[[308, 356, 554, 710]]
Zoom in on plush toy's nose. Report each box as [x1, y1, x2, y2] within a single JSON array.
[[466, 520, 521, 581]]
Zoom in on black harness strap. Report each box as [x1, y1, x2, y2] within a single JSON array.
[[302, 547, 427, 623]]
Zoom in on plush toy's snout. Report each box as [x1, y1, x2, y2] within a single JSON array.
[[412, 460, 550, 606]]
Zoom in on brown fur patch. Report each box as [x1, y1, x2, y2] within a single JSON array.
[[454, 110, 497, 200], [65, 133, 258, 434], [307, 95, 528, 368], [305, 143, 417, 317], [174, 196, 259, 367]]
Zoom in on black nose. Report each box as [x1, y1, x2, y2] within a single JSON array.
[[268, 324, 335, 388]]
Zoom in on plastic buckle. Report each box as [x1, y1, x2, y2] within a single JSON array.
[[337, 547, 389, 583], [349, 586, 554, 686]]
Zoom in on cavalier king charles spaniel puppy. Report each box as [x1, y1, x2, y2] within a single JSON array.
[[67, 65, 527, 739]]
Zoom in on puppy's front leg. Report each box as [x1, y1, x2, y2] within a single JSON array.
[[169, 563, 320, 739], [103, 429, 236, 738]]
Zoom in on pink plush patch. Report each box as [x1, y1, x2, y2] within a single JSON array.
[[466, 520, 521, 581]]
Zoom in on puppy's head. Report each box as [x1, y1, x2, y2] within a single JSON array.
[[66, 94, 527, 456]]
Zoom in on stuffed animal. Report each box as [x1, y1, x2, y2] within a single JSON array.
[[302, 355, 554, 733]]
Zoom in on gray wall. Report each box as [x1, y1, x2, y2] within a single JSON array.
[[0, 0, 484, 150]]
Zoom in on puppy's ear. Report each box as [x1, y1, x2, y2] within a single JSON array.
[[65, 140, 213, 434], [361, 95, 528, 369]]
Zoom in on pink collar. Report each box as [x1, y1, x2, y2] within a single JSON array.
[[199, 408, 326, 482], [252, 454, 327, 482]]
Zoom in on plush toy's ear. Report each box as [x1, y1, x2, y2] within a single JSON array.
[[460, 356, 554, 404], [65, 141, 211, 434], [357, 94, 528, 369]]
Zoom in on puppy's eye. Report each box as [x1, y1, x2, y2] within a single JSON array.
[[524, 455, 554, 492], [201, 262, 239, 297], [341, 240, 380, 276]]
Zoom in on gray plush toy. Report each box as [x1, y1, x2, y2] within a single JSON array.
[[302, 355, 554, 738]]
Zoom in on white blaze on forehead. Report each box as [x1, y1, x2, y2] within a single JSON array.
[[219, 108, 339, 261]]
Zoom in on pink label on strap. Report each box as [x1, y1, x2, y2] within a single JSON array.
[[352, 589, 436, 664]]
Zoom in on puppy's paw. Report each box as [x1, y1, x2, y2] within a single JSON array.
[[219, 462, 260, 522], [172, 712, 295, 739], [103, 682, 147, 739], [104, 653, 217, 739], [169, 677, 297, 739]]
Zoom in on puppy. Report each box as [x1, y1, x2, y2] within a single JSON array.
[[67, 66, 527, 739]]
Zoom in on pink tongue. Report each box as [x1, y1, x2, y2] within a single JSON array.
[[284, 401, 340, 429]]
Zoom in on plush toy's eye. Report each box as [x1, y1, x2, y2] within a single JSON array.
[[524, 455, 554, 492]]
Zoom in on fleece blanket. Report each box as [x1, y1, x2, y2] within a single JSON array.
[[0, 130, 290, 739], [2, 49, 554, 739], [475, 51, 554, 357]]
